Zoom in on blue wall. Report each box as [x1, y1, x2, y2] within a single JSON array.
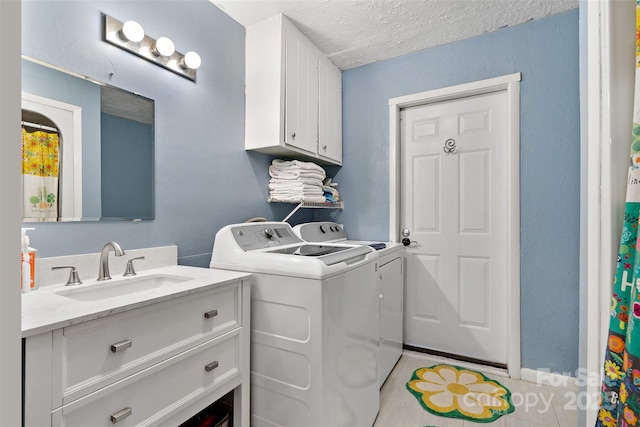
[[21, 0, 306, 267], [100, 112, 153, 219], [338, 10, 580, 373]]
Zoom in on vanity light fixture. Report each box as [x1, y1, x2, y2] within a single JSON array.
[[180, 51, 201, 70], [152, 37, 175, 57], [120, 20, 144, 43], [103, 14, 200, 81]]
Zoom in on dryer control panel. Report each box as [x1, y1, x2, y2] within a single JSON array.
[[230, 222, 303, 251], [293, 221, 347, 243]]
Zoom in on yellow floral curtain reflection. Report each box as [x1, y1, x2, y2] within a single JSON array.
[[21, 127, 60, 220]]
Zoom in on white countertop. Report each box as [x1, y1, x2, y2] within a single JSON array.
[[21, 265, 251, 338]]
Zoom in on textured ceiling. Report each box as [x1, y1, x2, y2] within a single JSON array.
[[211, 0, 578, 70]]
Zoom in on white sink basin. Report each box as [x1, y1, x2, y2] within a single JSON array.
[[55, 274, 192, 301]]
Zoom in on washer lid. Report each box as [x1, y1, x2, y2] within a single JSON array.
[[265, 244, 373, 265], [268, 244, 353, 256]]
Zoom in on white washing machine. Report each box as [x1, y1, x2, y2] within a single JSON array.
[[293, 222, 405, 387], [210, 222, 380, 427]]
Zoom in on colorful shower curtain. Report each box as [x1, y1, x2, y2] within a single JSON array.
[[21, 128, 60, 220], [597, 2, 640, 425]]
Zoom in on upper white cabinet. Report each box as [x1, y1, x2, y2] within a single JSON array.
[[318, 55, 342, 163], [284, 22, 319, 156], [245, 14, 342, 165]]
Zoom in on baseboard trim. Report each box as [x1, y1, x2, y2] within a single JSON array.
[[520, 368, 577, 388], [403, 344, 507, 370], [402, 349, 509, 379]]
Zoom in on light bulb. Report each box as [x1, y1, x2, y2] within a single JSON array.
[[120, 20, 144, 43], [152, 37, 175, 57], [180, 51, 201, 70]]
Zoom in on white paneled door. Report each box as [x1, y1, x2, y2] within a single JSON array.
[[401, 90, 508, 364]]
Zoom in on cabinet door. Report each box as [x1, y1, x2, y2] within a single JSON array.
[[284, 26, 319, 155], [318, 56, 342, 164]]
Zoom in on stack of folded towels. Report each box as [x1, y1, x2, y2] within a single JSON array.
[[268, 159, 327, 203]]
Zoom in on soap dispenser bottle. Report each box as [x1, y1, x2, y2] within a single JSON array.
[[21, 228, 38, 292]]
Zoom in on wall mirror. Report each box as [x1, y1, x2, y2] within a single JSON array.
[[21, 56, 154, 222]]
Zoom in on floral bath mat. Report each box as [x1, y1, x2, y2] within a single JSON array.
[[406, 364, 515, 423]]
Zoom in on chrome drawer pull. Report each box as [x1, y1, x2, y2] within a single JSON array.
[[203, 309, 218, 319], [110, 407, 132, 424], [110, 339, 132, 353], [205, 361, 219, 372]]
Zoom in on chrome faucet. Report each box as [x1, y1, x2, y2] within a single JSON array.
[[97, 241, 125, 281]]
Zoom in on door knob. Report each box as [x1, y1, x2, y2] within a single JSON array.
[[402, 238, 411, 246]]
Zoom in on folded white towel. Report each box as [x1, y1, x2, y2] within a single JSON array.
[[271, 159, 325, 174], [269, 179, 324, 188], [271, 192, 324, 200], [269, 167, 325, 181], [267, 159, 328, 204], [268, 195, 327, 204], [270, 186, 323, 194]]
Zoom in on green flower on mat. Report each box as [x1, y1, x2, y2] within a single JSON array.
[[406, 364, 514, 423]]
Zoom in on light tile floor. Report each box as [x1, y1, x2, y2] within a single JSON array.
[[374, 352, 579, 427]]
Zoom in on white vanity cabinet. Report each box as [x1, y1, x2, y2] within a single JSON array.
[[245, 13, 342, 165], [23, 276, 250, 427]]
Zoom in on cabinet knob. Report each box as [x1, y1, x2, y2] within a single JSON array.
[[110, 339, 132, 353], [322, 145, 327, 150], [291, 132, 296, 139], [205, 360, 219, 372], [110, 407, 132, 424], [204, 309, 218, 319]]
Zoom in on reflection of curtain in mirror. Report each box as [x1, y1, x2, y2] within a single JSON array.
[[21, 128, 59, 220]]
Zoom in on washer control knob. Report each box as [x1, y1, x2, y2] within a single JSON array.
[[319, 225, 327, 233], [263, 228, 274, 239], [329, 226, 335, 232]]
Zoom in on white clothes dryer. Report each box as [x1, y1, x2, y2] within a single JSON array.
[[210, 222, 380, 427], [293, 221, 405, 387]]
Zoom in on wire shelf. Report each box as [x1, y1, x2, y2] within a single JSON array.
[[270, 201, 344, 222]]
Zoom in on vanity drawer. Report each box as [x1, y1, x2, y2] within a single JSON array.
[[59, 282, 241, 404], [53, 331, 240, 427]]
